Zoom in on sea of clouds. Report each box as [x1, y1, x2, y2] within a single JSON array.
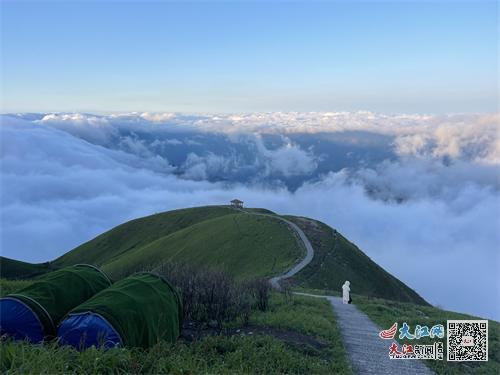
[[1, 111, 499, 320]]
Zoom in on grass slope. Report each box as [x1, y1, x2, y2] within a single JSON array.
[[2, 205, 427, 305], [0, 257, 55, 279], [286, 216, 429, 305], [0, 281, 351, 374], [13, 205, 303, 281], [103, 213, 304, 279], [0, 279, 33, 295], [54, 206, 237, 267], [251, 294, 352, 373]]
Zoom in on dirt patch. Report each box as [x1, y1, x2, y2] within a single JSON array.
[[292, 216, 320, 230], [228, 325, 329, 351], [180, 321, 329, 353]]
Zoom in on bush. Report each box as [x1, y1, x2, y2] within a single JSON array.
[[112, 261, 272, 328], [243, 278, 271, 312], [152, 263, 270, 329]]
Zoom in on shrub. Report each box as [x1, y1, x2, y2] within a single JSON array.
[[279, 279, 294, 304], [113, 261, 272, 329], [244, 278, 271, 312], [153, 262, 270, 329]]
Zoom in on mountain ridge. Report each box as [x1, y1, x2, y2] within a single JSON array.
[[0, 205, 428, 305]]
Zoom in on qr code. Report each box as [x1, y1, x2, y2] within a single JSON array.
[[447, 320, 488, 361]]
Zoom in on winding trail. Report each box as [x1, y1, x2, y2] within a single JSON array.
[[234, 209, 314, 288], [241, 208, 435, 375], [265, 216, 314, 289]]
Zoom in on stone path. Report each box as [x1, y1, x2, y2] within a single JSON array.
[[241, 207, 435, 374], [296, 293, 435, 374], [235, 209, 315, 289], [265, 216, 314, 289]]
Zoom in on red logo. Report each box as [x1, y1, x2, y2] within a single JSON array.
[[379, 322, 398, 339], [389, 342, 401, 355]]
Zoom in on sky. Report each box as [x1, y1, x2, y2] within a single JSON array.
[[1, 0, 498, 114]]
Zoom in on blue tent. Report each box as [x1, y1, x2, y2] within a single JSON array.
[[0, 297, 44, 343], [0, 265, 111, 343], [57, 312, 122, 349], [57, 273, 182, 349]]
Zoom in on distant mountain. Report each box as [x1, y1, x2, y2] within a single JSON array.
[[0, 205, 428, 305]]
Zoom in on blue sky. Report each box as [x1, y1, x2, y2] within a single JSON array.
[[1, 0, 497, 114]]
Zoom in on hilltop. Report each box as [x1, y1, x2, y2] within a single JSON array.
[[0, 205, 427, 305]]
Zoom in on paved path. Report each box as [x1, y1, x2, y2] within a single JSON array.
[[265, 216, 314, 289], [235, 209, 315, 289], [296, 293, 435, 375], [240, 208, 435, 374]]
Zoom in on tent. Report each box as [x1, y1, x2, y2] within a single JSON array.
[[58, 272, 182, 349], [0, 264, 112, 343]]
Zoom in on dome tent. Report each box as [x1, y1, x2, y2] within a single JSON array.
[[58, 272, 183, 349], [0, 264, 112, 343]]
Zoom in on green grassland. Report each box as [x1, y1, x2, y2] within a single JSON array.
[[353, 294, 499, 374], [251, 294, 351, 373], [0, 280, 351, 374], [2, 205, 497, 373], [54, 206, 239, 267], [0, 279, 34, 296], [286, 216, 428, 305], [1, 206, 304, 281], [1, 336, 339, 374], [1, 206, 429, 305], [102, 213, 304, 280], [0, 257, 55, 280]]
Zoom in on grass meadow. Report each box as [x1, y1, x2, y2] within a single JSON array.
[[0, 279, 352, 374]]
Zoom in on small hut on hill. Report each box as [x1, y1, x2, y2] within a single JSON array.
[[230, 199, 243, 208]]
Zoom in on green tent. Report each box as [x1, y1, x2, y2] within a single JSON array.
[[58, 272, 183, 349], [0, 264, 112, 342]]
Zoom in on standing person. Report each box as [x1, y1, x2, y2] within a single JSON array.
[[342, 281, 351, 304]]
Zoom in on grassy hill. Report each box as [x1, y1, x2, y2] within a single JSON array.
[[0, 257, 55, 280], [37, 206, 305, 281], [286, 216, 429, 305], [102, 213, 304, 279], [1, 205, 427, 305], [53, 206, 238, 267], [3, 205, 498, 374]]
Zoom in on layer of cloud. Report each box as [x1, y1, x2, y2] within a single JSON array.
[[30, 111, 499, 159], [1, 112, 499, 321]]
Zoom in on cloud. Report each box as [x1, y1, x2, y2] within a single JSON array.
[[393, 113, 500, 164], [253, 135, 318, 177], [1, 112, 499, 320], [181, 152, 232, 181], [352, 158, 499, 203], [36, 113, 114, 145]]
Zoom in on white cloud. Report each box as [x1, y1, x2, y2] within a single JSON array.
[[36, 113, 114, 145], [182, 152, 231, 181], [29, 111, 500, 165], [253, 135, 318, 177], [139, 112, 176, 122], [1, 112, 499, 321]]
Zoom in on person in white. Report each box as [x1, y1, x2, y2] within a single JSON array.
[[342, 280, 351, 304]]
